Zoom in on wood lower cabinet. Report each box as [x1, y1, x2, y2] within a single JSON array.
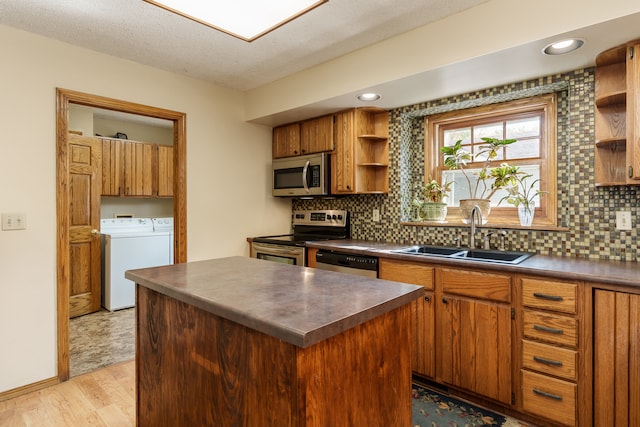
[[593, 289, 640, 426], [437, 268, 512, 405], [518, 277, 583, 427], [379, 259, 435, 378]]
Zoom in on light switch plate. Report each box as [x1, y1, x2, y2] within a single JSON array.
[[616, 211, 632, 231], [372, 208, 380, 222], [2, 212, 27, 230]]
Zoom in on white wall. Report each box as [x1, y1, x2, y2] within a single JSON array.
[[0, 24, 291, 393]]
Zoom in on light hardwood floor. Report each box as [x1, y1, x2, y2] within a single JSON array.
[[0, 361, 135, 427]]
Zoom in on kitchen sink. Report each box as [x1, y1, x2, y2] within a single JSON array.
[[394, 245, 463, 257], [392, 245, 534, 265], [450, 249, 534, 264]]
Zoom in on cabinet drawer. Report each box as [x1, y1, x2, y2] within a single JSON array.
[[522, 340, 577, 381], [522, 370, 576, 426], [379, 259, 434, 290], [440, 268, 511, 303], [522, 278, 577, 314], [523, 310, 578, 348]]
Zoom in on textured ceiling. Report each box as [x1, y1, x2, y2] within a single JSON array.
[[0, 0, 489, 91]]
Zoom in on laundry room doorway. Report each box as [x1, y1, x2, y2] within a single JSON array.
[[56, 88, 187, 382]]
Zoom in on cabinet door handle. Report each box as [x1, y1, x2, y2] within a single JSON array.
[[533, 324, 563, 335], [533, 356, 563, 367], [424, 296, 431, 302], [533, 388, 563, 401], [441, 297, 448, 304], [533, 292, 563, 301]]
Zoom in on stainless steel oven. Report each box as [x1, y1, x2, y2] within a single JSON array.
[[250, 210, 349, 266], [251, 241, 305, 266]]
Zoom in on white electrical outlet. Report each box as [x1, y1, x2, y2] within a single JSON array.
[[372, 208, 380, 222], [616, 211, 632, 231], [2, 212, 27, 230]]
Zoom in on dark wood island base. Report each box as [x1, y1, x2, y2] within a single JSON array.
[[129, 257, 421, 427]]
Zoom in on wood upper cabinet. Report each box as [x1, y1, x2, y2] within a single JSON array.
[[272, 123, 301, 158], [594, 289, 640, 426], [300, 115, 334, 155], [594, 38, 640, 185], [332, 107, 389, 194], [157, 145, 173, 197], [122, 140, 154, 196], [379, 259, 435, 378], [627, 40, 640, 180], [101, 138, 122, 196], [436, 268, 513, 405], [100, 137, 172, 197], [332, 109, 356, 194]]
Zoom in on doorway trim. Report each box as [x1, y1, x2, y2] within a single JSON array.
[[56, 88, 187, 381]]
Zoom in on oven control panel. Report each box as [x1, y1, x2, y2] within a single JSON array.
[[293, 210, 348, 227]]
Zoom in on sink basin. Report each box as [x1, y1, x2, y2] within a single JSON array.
[[451, 249, 534, 264], [394, 245, 463, 257], [392, 245, 534, 265]]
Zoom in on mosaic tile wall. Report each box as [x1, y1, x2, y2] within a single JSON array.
[[293, 69, 640, 261]]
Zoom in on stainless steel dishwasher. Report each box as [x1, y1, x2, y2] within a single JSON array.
[[315, 250, 378, 278]]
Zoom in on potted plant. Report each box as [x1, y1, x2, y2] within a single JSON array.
[[413, 178, 452, 222], [499, 173, 547, 226], [440, 137, 520, 223]]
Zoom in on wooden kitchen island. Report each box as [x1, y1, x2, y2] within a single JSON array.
[[125, 256, 422, 427]]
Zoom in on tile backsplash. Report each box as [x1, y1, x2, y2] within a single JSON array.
[[293, 68, 639, 261]]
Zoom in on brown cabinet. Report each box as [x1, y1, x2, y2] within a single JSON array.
[[519, 277, 581, 426], [272, 123, 301, 158], [122, 140, 154, 196], [331, 107, 389, 194], [100, 137, 172, 197], [301, 115, 334, 155], [593, 289, 640, 426], [594, 39, 640, 185], [157, 145, 174, 197], [436, 268, 512, 404], [379, 259, 435, 378]]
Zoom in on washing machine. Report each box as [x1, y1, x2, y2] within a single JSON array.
[[100, 218, 173, 311]]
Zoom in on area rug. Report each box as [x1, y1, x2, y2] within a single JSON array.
[[412, 383, 523, 426]]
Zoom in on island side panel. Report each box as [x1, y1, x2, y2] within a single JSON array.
[[136, 286, 299, 426], [296, 304, 413, 427]]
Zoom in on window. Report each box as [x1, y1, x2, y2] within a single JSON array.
[[424, 94, 557, 227]]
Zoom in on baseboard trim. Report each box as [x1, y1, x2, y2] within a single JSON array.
[[0, 377, 59, 402]]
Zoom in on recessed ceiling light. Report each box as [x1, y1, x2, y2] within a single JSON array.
[[357, 93, 381, 102], [542, 38, 585, 55], [144, 0, 328, 42]]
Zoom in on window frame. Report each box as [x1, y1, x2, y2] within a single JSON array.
[[424, 94, 557, 227]]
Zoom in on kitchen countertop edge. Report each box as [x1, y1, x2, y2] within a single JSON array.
[[306, 240, 640, 289], [125, 256, 423, 348]]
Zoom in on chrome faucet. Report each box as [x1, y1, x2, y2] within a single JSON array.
[[469, 205, 483, 249]]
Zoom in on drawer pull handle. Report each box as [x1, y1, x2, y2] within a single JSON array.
[[533, 324, 563, 335], [533, 388, 563, 401], [533, 356, 563, 367], [533, 292, 563, 301]]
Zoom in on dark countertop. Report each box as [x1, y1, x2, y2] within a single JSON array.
[[306, 240, 640, 289], [125, 256, 423, 348]]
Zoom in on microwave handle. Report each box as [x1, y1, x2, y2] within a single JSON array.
[[302, 160, 310, 193]]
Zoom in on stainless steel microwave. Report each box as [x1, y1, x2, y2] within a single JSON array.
[[272, 153, 330, 197]]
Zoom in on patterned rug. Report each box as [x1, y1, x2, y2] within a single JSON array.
[[412, 383, 523, 427]]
